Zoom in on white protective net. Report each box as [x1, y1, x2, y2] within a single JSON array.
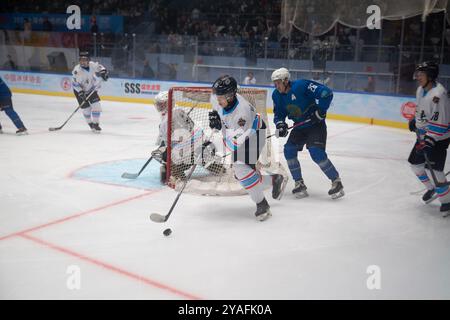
[[166, 87, 287, 196], [280, 0, 449, 37]]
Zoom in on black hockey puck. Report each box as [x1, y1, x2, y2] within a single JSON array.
[[163, 228, 172, 237]]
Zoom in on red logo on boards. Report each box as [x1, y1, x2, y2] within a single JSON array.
[[61, 77, 71, 91]]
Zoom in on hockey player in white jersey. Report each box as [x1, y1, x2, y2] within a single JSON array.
[[408, 61, 450, 217], [209, 75, 287, 221], [72, 51, 108, 133], [152, 91, 225, 183]]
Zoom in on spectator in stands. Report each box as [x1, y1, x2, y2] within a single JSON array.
[[42, 17, 53, 32], [91, 16, 99, 34], [243, 71, 256, 85], [3, 55, 17, 70], [142, 59, 155, 79], [168, 63, 177, 80], [364, 76, 376, 93], [23, 18, 32, 43]]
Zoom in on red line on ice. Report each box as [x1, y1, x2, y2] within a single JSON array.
[[19, 233, 201, 300], [0, 190, 158, 241]]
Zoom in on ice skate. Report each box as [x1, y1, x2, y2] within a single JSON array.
[[16, 127, 28, 135], [292, 179, 308, 199], [422, 189, 437, 204], [272, 174, 288, 200], [440, 203, 450, 218], [329, 177, 344, 199], [91, 123, 101, 133], [255, 198, 271, 221]]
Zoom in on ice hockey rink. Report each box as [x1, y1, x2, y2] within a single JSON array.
[[1, 93, 450, 300]]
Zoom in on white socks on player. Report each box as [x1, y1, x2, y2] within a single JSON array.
[[411, 164, 434, 191], [82, 102, 102, 124], [234, 161, 271, 204], [428, 169, 450, 204]]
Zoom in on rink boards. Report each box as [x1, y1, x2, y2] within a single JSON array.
[[0, 70, 411, 129]]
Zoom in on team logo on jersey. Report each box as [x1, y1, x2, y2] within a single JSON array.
[[287, 104, 302, 118], [237, 118, 246, 127], [291, 94, 296, 100], [433, 96, 440, 104]]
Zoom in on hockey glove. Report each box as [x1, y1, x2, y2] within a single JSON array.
[[98, 69, 109, 81], [275, 121, 288, 138], [311, 110, 326, 124], [408, 119, 416, 132], [151, 146, 167, 164], [208, 110, 222, 130], [416, 136, 435, 159], [74, 91, 90, 109]]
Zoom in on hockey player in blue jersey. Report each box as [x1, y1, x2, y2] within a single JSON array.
[[0, 76, 27, 135], [271, 67, 344, 199]]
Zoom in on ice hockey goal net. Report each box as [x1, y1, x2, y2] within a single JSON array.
[[166, 86, 286, 196]]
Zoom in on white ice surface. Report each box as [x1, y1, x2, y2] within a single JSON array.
[[1, 93, 450, 299]]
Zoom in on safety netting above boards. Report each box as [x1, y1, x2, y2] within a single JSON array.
[[280, 0, 450, 37]]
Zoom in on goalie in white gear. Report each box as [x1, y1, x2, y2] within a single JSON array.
[[209, 75, 288, 221], [72, 51, 108, 132], [152, 91, 226, 183]]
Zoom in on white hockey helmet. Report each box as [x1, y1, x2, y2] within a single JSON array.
[[271, 67, 291, 82], [155, 91, 168, 113]]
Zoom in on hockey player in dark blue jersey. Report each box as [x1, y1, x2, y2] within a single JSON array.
[[0, 76, 27, 135], [271, 67, 344, 199]]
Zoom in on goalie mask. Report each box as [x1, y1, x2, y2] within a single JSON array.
[[155, 91, 169, 114]]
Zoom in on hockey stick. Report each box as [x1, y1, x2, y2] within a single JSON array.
[[121, 99, 198, 180], [121, 156, 154, 179], [267, 118, 312, 139], [414, 129, 450, 188], [400, 102, 450, 188], [410, 171, 450, 194], [150, 159, 199, 223], [48, 89, 98, 131], [218, 118, 313, 160], [150, 131, 215, 223]]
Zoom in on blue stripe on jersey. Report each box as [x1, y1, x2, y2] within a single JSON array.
[[251, 114, 261, 130], [427, 124, 448, 134], [224, 137, 238, 151]]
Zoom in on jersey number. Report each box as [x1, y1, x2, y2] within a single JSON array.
[[431, 112, 439, 121], [308, 83, 318, 93]]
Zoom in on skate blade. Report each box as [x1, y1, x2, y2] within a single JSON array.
[[424, 194, 438, 204], [331, 190, 345, 200], [274, 176, 289, 200], [256, 211, 272, 222], [294, 191, 309, 199], [16, 131, 28, 136]]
